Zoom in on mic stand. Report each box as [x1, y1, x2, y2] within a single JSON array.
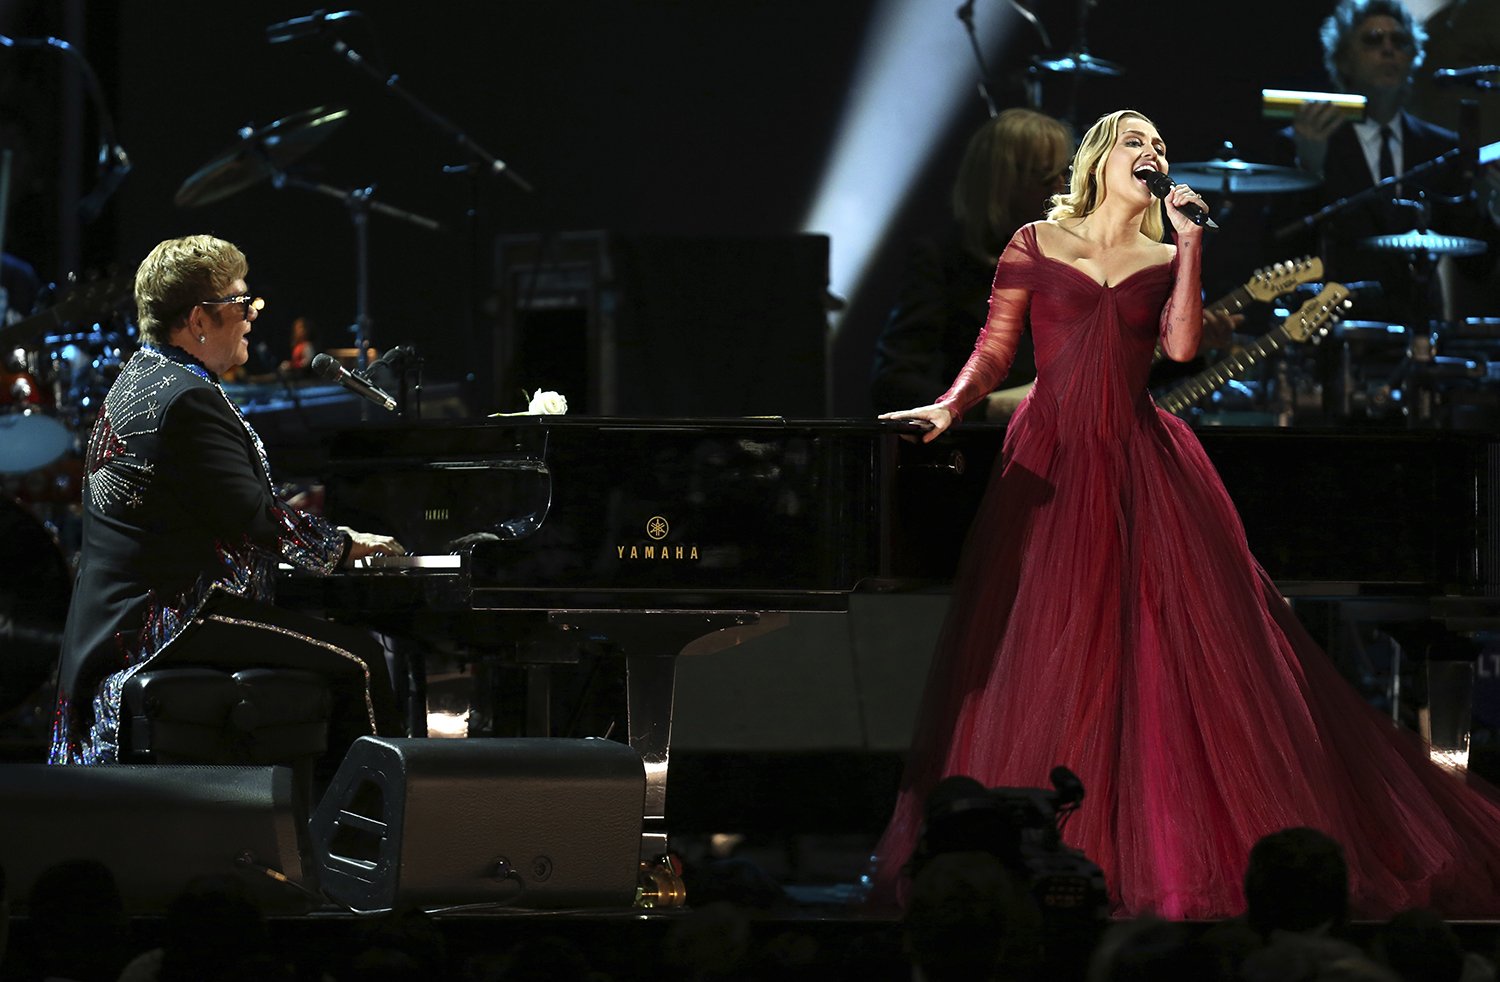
[[1, 35, 131, 225], [1272, 148, 1464, 241], [268, 170, 440, 418], [371, 346, 424, 419], [327, 40, 534, 194], [956, 1, 999, 118], [321, 37, 535, 414]]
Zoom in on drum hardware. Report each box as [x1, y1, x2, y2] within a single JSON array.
[[1013, 0, 1123, 126], [1, 272, 133, 351], [0, 272, 136, 475], [1171, 155, 1321, 196], [172, 106, 350, 208], [176, 108, 441, 377], [0, 340, 69, 475], [1273, 145, 1475, 243], [1361, 228, 1488, 257], [1268, 355, 1328, 427]]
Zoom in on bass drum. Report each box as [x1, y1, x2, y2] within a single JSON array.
[[0, 497, 70, 716]]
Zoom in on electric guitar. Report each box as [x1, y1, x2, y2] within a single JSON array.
[[1153, 257, 1325, 364], [1206, 256, 1324, 319], [1157, 283, 1353, 415]]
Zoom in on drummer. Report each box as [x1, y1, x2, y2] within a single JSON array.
[[1275, 0, 1497, 326]]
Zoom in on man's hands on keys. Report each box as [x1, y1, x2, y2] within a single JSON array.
[[340, 527, 406, 567]]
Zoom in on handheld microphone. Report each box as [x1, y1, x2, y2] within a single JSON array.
[[266, 9, 359, 44], [1433, 65, 1500, 87], [1135, 169, 1219, 229], [311, 352, 397, 411]]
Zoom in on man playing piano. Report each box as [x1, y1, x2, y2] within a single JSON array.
[[50, 235, 404, 766]]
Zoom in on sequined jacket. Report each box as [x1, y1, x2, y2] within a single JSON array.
[[50, 343, 350, 764]]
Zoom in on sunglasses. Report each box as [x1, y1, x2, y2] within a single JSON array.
[[1358, 27, 1414, 51], [200, 294, 265, 319]]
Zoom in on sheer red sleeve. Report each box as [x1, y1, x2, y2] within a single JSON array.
[[1157, 238, 1204, 361], [934, 230, 1032, 419]]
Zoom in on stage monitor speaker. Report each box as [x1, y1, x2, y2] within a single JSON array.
[[309, 736, 645, 911], [0, 764, 310, 914]]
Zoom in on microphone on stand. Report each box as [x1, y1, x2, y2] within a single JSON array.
[[1432, 65, 1500, 87], [78, 144, 131, 224], [312, 352, 397, 411], [266, 9, 360, 44], [1135, 169, 1219, 229]]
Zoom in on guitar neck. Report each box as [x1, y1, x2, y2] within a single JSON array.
[[1157, 324, 1292, 414], [1153, 285, 1257, 364], [1205, 285, 1255, 318]]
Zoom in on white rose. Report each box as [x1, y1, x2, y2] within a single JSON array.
[[528, 389, 568, 415]]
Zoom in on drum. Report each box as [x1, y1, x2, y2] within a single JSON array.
[[1323, 320, 1408, 419], [0, 346, 71, 475], [0, 496, 71, 715], [45, 327, 130, 426]]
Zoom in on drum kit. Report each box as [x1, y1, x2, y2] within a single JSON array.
[[0, 105, 366, 494], [0, 273, 134, 489], [0, 275, 133, 732]]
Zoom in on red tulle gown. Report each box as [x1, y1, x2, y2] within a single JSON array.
[[869, 223, 1500, 920]]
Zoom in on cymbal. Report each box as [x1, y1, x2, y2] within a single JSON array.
[[1169, 158, 1319, 194], [1361, 229, 1488, 257], [1029, 52, 1124, 78], [174, 106, 350, 208], [2, 273, 135, 349]]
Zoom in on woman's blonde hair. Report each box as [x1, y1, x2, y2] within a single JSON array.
[[1046, 109, 1166, 242], [134, 235, 248, 344], [951, 108, 1073, 263]]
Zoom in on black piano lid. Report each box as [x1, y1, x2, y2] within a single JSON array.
[[316, 417, 1498, 601], [319, 417, 921, 599]]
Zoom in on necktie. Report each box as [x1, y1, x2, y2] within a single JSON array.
[[1378, 124, 1395, 182]]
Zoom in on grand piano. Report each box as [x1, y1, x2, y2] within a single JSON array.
[[281, 416, 1500, 853]]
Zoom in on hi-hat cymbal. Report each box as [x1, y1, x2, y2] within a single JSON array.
[[1169, 158, 1320, 194], [1029, 52, 1124, 78], [1361, 229, 1488, 257], [174, 106, 350, 208]]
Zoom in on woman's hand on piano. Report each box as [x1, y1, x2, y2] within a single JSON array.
[[879, 403, 956, 444], [338, 527, 407, 568]]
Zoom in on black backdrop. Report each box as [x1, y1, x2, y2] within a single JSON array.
[[5, 1, 1355, 416]]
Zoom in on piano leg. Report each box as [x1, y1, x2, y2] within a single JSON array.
[[546, 611, 766, 861], [526, 664, 552, 737]]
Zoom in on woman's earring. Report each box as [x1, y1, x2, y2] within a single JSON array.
[[197, 334, 207, 344]]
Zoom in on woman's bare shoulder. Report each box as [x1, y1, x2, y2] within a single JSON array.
[[1033, 219, 1076, 251]]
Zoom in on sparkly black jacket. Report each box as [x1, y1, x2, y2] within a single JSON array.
[[50, 343, 350, 764]]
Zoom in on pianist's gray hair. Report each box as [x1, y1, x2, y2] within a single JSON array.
[[134, 235, 249, 344], [1321, 0, 1426, 91]]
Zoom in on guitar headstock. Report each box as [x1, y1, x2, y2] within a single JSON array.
[[1284, 282, 1352, 342], [1243, 256, 1324, 302]]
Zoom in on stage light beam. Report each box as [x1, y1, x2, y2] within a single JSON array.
[[802, 0, 1016, 333]]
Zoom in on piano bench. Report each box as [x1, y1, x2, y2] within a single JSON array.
[[121, 667, 332, 792]]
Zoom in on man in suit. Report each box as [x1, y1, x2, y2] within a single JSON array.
[[1280, 0, 1495, 329]]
